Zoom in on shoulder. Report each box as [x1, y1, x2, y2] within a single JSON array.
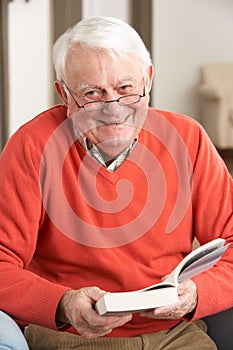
[[6, 104, 68, 146], [151, 108, 201, 128], [147, 108, 207, 142], [1, 105, 69, 165], [18, 104, 68, 136], [142, 108, 214, 164]]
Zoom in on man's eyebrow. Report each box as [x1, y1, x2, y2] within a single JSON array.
[[117, 77, 137, 85], [75, 83, 100, 92], [75, 78, 137, 93]]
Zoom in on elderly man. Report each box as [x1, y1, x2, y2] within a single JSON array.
[[0, 16, 232, 350]]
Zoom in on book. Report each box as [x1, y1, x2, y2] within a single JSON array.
[[95, 238, 229, 316]]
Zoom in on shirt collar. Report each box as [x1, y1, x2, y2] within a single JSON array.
[[73, 125, 137, 172]]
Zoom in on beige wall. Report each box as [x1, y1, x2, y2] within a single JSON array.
[[152, 0, 233, 120]]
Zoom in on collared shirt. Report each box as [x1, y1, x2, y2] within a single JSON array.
[[73, 126, 137, 172]]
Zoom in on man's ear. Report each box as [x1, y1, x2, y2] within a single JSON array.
[[145, 64, 154, 93], [54, 80, 68, 105]]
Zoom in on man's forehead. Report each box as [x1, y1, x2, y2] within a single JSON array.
[[67, 45, 141, 68], [65, 47, 144, 87]]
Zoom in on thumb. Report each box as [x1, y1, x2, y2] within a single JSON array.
[[84, 286, 107, 302]]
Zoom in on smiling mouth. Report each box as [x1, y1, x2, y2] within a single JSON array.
[[104, 121, 125, 125], [99, 116, 129, 126]]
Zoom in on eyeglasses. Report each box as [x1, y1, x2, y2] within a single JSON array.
[[61, 81, 145, 111]]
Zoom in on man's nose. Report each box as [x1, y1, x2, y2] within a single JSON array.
[[102, 99, 121, 114]]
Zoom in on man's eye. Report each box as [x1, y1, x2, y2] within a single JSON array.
[[119, 85, 133, 94], [85, 90, 103, 100]]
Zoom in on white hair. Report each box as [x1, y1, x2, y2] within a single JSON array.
[[53, 16, 152, 81]]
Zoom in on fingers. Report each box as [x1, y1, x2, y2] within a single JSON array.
[[57, 280, 197, 338], [78, 312, 132, 339], [177, 279, 197, 315], [140, 279, 197, 320], [57, 287, 132, 339], [140, 306, 181, 320]]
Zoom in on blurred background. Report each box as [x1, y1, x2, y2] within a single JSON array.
[[0, 0, 233, 162]]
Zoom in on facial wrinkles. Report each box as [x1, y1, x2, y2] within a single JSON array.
[[77, 76, 138, 100], [65, 47, 148, 144], [65, 47, 143, 100]]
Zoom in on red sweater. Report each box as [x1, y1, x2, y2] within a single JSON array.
[[0, 105, 233, 337]]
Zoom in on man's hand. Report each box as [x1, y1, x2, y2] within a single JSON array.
[[140, 279, 197, 319], [56, 287, 132, 339]]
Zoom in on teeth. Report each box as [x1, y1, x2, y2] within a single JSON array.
[[100, 118, 126, 125], [110, 119, 125, 124]]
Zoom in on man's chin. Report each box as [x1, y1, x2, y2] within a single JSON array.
[[96, 138, 133, 158]]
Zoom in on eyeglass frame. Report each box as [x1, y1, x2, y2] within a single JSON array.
[[61, 80, 146, 111]]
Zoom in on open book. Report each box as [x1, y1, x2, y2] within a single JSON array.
[[95, 238, 229, 316]]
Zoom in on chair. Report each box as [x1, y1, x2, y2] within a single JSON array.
[[203, 307, 233, 350], [193, 238, 233, 348], [198, 63, 233, 153]]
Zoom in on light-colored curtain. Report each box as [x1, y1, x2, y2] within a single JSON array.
[[0, 0, 9, 152]]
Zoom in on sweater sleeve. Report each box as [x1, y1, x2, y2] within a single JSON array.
[[0, 129, 70, 329], [190, 124, 233, 319]]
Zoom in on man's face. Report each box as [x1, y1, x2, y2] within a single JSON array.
[[58, 46, 153, 157]]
